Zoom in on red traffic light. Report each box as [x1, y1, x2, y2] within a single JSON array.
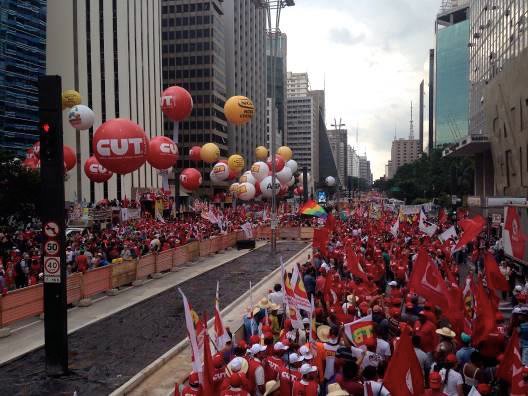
[[41, 123, 51, 133]]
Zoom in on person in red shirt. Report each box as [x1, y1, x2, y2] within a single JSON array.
[[181, 372, 202, 396], [423, 371, 447, 396], [247, 344, 266, 395], [292, 363, 319, 396], [220, 373, 250, 396], [278, 353, 303, 396], [75, 249, 89, 273], [414, 311, 437, 354], [264, 342, 287, 382], [212, 354, 228, 395]]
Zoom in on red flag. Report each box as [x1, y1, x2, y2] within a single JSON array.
[[345, 247, 369, 283], [408, 248, 449, 310], [484, 252, 510, 291], [472, 280, 497, 346], [202, 314, 214, 395], [455, 215, 486, 251], [496, 331, 528, 395], [325, 213, 336, 231], [384, 327, 425, 396], [445, 285, 465, 337], [313, 228, 330, 255]]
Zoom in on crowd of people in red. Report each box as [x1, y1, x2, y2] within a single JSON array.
[[179, 202, 528, 396]]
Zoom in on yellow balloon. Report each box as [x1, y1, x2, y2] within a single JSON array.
[[200, 143, 220, 164], [277, 146, 293, 162], [62, 90, 82, 109], [255, 146, 269, 161], [228, 154, 245, 172], [224, 96, 255, 125]]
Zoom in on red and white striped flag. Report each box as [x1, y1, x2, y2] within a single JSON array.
[[214, 282, 230, 351]]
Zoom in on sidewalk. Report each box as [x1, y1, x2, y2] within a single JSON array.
[[116, 244, 312, 396], [0, 242, 266, 366]]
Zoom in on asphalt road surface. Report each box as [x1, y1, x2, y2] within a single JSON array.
[[0, 242, 307, 396]]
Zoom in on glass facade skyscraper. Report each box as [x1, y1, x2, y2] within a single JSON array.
[[435, 18, 470, 147], [0, 0, 46, 154]]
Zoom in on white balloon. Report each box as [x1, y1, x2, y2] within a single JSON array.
[[276, 166, 292, 184], [259, 176, 281, 199], [238, 182, 256, 201], [210, 162, 230, 184], [239, 170, 257, 185], [229, 183, 240, 195], [285, 159, 298, 174], [68, 105, 95, 130], [326, 176, 336, 186], [251, 161, 269, 182], [288, 176, 295, 187]]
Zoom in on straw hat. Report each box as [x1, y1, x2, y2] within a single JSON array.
[[269, 303, 280, 311], [316, 325, 331, 343], [346, 294, 357, 304], [327, 383, 349, 395], [436, 327, 456, 338], [226, 357, 249, 375], [258, 297, 272, 309], [263, 380, 280, 395]]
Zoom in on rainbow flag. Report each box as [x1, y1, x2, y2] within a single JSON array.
[[300, 200, 327, 218]]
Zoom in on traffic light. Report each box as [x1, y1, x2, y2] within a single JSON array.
[[38, 76, 64, 164]]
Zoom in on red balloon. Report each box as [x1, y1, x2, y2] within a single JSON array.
[[84, 156, 113, 183], [93, 118, 149, 174], [147, 136, 178, 170], [267, 155, 285, 173], [180, 168, 202, 191], [255, 182, 262, 196], [32, 141, 40, 159], [161, 86, 193, 122], [64, 145, 77, 171], [189, 146, 202, 162]]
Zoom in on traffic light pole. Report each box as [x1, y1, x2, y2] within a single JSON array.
[[39, 75, 69, 376]]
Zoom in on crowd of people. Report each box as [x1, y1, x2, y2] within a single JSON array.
[[0, 203, 316, 292], [179, 202, 528, 396]]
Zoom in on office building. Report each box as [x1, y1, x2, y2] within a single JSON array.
[[423, 49, 435, 153], [162, 0, 229, 192], [0, 0, 47, 153], [435, 4, 470, 147], [419, 80, 425, 152], [287, 72, 310, 97], [47, 0, 163, 202], [347, 145, 360, 178], [389, 138, 422, 177], [359, 155, 372, 186], [266, 97, 282, 147], [224, 0, 267, 164], [326, 128, 347, 185], [266, 32, 287, 143]]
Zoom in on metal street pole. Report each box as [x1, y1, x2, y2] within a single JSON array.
[[262, 0, 295, 257]]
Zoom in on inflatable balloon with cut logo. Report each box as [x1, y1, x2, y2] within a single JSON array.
[[180, 168, 202, 191], [93, 118, 149, 174], [210, 162, 230, 184], [224, 96, 255, 125], [251, 161, 269, 182], [62, 90, 82, 109], [84, 156, 113, 183], [267, 155, 285, 173], [277, 146, 293, 162], [147, 136, 178, 170], [228, 154, 245, 173], [238, 182, 256, 201], [255, 146, 268, 161], [200, 143, 220, 164], [189, 146, 202, 162], [285, 159, 298, 174], [239, 171, 257, 185], [68, 105, 95, 130], [260, 176, 281, 199], [276, 166, 293, 184], [230, 183, 240, 196], [63, 145, 77, 171], [161, 86, 193, 122]]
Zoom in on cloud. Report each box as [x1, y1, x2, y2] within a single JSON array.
[[328, 28, 366, 46]]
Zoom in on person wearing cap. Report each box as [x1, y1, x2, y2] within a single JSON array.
[[264, 342, 287, 382], [424, 371, 447, 396], [247, 344, 267, 395], [213, 354, 228, 395], [220, 373, 250, 396], [221, 357, 250, 393], [297, 317, 311, 346], [455, 333, 475, 367], [278, 353, 303, 396], [181, 372, 202, 396], [434, 354, 463, 396], [316, 325, 340, 384], [415, 310, 438, 355], [292, 363, 319, 396]]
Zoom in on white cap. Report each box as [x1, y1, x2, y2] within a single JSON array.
[[302, 317, 311, 324], [249, 344, 267, 355], [274, 342, 289, 351], [299, 345, 313, 360], [300, 363, 317, 375], [389, 281, 398, 287], [288, 353, 304, 364], [515, 285, 523, 292], [230, 357, 243, 372]]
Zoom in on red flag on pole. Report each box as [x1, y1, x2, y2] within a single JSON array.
[[471, 280, 497, 347], [496, 331, 528, 395], [313, 228, 330, 255], [455, 215, 486, 251], [484, 252, 510, 291], [345, 247, 369, 283], [408, 248, 449, 311], [384, 327, 425, 396], [202, 314, 214, 395]]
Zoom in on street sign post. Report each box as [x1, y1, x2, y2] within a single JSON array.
[[39, 75, 68, 376]]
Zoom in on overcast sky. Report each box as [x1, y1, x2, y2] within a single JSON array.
[[282, 0, 440, 179]]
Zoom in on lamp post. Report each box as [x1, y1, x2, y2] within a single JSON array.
[[260, 0, 295, 257], [331, 118, 345, 211]]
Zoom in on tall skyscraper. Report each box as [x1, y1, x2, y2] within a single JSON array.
[[47, 0, 163, 202], [161, 0, 229, 193], [0, 0, 47, 153], [347, 145, 360, 178], [358, 155, 372, 186], [287, 72, 310, 96], [266, 97, 282, 147], [326, 128, 347, 185], [266, 32, 287, 142], [435, 4, 470, 147], [224, 0, 267, 164], [419, 80, 425, 152]]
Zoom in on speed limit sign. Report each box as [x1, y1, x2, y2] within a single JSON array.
[[44, 240, 60, 256], [44, 256, 61, 283]]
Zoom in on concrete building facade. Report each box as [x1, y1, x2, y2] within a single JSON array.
[[266, 97, 282, 148], [266, 32, 287, 142], [347, 145, 360, 178], [358, 155, 372, 186], [389, 138, 422, 178], [47, 0, 163, 203], [326, 128, 347, 186]]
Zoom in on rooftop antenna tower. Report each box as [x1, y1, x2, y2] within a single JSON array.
[[409, 101, 415, 140]]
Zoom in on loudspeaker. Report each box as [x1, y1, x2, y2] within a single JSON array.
[[237, 240, 256, 250]]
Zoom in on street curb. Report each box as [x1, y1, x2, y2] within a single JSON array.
[[110, 242, 312, 396]]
